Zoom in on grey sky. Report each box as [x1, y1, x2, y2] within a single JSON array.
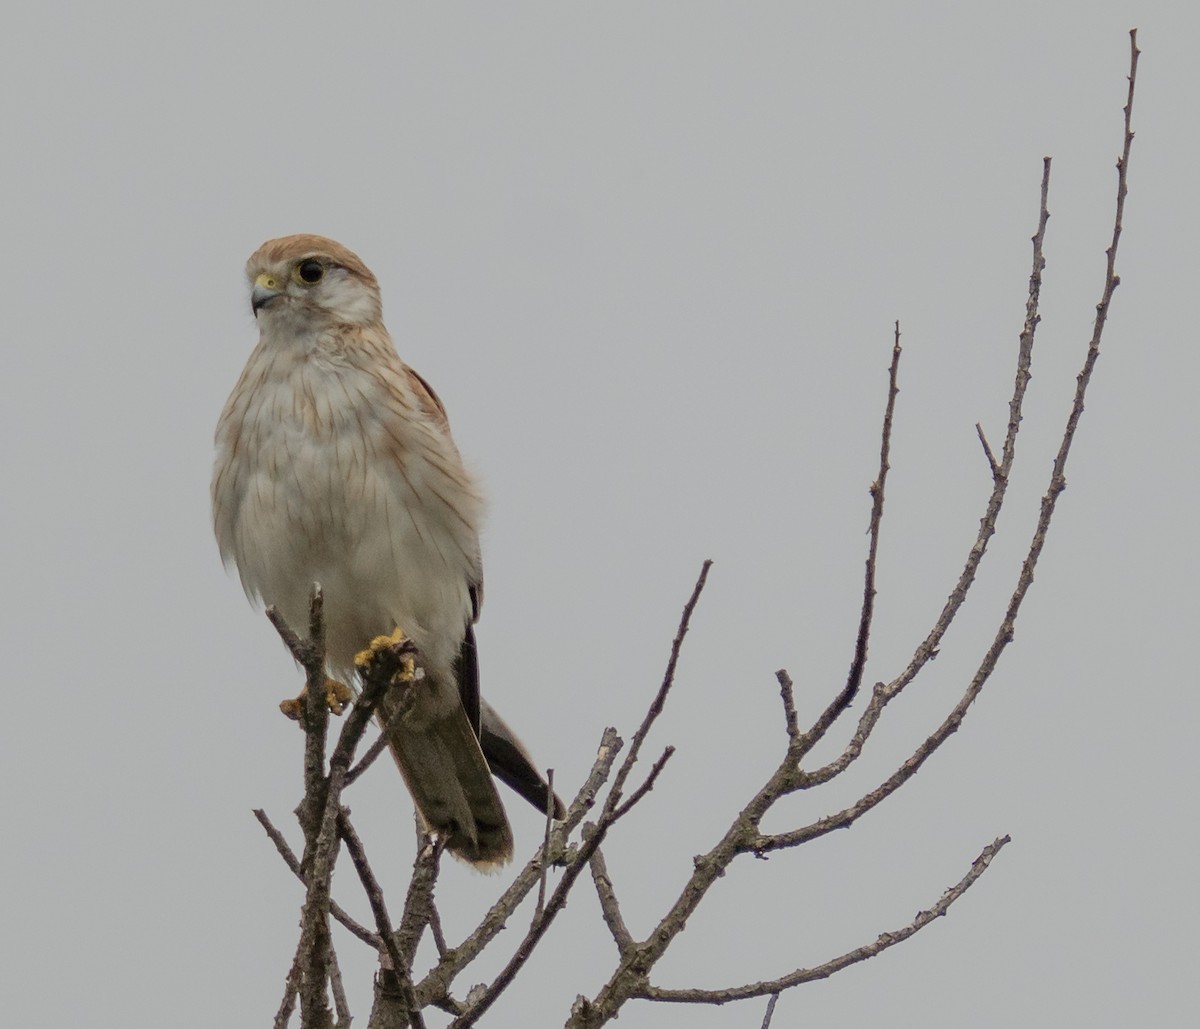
[[1, 3, 1194, 1026]]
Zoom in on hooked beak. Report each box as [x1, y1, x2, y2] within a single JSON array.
[[251, 272, 283, 313]]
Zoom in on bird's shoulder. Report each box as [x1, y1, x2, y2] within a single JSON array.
[[403, 365, 451, 430]]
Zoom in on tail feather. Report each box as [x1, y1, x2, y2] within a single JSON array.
[[379, 682, 514, 868], [481, 700, 567, 820]]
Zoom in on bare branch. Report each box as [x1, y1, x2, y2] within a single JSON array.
[[253, 808, 379, 947], [329, 949, 351, 1029], [447, 565, 714, 1025], [590, 847, 636, 956], [267, 593, 424, 1028], [834, 30, 1135, 795], [267, 605, 307, 664], [1055, 28, 1138, 473], [783, 324, 902, 766], [444, 736, 635, 1026], [345, 679, 421, 788], [792, 156, 1055, 796], [610, 746, 675, 821], [606, 560, 711, 811], [361, 826, 444, 1027], [571, 776, 779, 1025], [834, 323, 902, 719], [297, 766, 341, 1027], [337, 812, 416, 1020], [878, 157, 1051, 707], [342, 731, 388, 788], [639, 837, 1010, 1005], [757, 36, 1139, 849], [280, 586, 330, 829], [449, 822, 608, 1028], [427, 897, 448, 959], [292, 587, 335, 1029], [395, 834, 444, 968], [414, 728, 623, 1009], [775, 669, 799, 742], [275, 945, 302, 1029]]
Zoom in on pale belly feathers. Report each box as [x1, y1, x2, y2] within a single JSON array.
[[214, 343, 481, 684]]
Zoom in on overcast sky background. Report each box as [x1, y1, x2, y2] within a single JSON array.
[[1, 4, 1195, 1027]]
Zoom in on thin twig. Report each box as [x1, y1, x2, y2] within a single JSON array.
[[329, 948, 350, 1028], [792, 156, 1055, 795], [448, 820, 610, 1028], [274, 945, 302, 1029], [450, 566, 712, 1026], [590, 846, 636, 956], [876, 156, 1050, 706], [415, 728, 623, 1009], [975, 422, 1000, 480], [611, 746, 675, 821], [534, 769, 556, 920], [343, 730, 391, 788], [373, 827, 437, 1029], [559, 343, 895, 1021], [447, 568, 711, 1027], [253, 808, 380, 946], [337, 812, 412, 1010], [760, 993, 780, 1029], [835, 324, 902, 717], [775, 670, 799, 742], [605, 561, 711, 811], [787, 27, 1138, 806], [754, 36, 1139, 852], [344, 682, 421, 787], [638, 837, 1011, 1005], [781, 325, 902, 765], [442, 844, 590, 1013], [427, 899, 448, 958], [266, 606, 307, 663], [1056, 29, 1137, 459], [417, 570, 702, 1020]]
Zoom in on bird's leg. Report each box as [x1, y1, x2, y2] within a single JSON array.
[[354, 626, 418, 685], [279, 677, 355, 720]]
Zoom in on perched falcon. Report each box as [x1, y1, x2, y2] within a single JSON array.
[[212, 234, 563, 867]]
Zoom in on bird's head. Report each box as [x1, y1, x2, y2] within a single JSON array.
[[245, 234, 383, 329]]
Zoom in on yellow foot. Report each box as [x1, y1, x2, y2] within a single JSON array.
[[354, 627, 417, 684], [279, 677, 355, 720]]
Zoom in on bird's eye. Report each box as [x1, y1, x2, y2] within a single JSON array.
[[295, 260, 325, 284]]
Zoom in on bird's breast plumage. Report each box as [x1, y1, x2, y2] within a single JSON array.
[[213, 323, 484, 679]]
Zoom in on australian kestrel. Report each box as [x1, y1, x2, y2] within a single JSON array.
[[212, 234, 562, 867]]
